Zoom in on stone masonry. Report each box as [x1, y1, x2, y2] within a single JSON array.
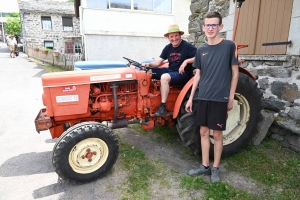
[[19, 0, 81, 53], [188, 0, 300, 153]]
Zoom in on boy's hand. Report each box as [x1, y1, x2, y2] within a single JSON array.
[[185, 99, 193, 112], [227, 99, 234, 111]]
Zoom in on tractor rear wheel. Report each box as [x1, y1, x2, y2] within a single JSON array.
[[52, 122, 119, 183], [176, 73, 263, 157]]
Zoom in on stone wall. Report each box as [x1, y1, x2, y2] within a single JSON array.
[[188, 0, 300, 153], [19, 0, 81, 53]]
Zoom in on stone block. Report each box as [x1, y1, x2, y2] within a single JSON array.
[[282, 138, 290, 148], [257, 66, 291, 78], [263, 99, 285, 112], [252, 61, 264, 67], [270, 134, 284, 142], [252, 110, 274, 145], [271, 81, 300, 102], [275, 119, 300, 136], [286, 134, 300, 153], [258, 78, 269, 90], [269, 124, 280, 134], [288, 106, 300, 120], [294, 99, 300, 106]]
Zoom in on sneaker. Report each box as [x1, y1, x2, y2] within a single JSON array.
[[211, 167, 220, 183], [153, 104, 167, 116], [188, 165, 211, 176]]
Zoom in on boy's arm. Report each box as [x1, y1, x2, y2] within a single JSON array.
[[185, 69, 201, 112], [228, 64, 239, 111]]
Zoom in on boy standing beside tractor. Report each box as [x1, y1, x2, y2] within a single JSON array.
[[185, 11, 239, 182]]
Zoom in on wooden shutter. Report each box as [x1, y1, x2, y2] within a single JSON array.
[[235, 0, 293, 55]]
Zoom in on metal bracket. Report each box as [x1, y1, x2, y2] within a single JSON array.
[[262, 41, 292, 47]]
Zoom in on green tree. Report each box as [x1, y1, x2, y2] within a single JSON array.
[[4, 18, 21, 35], [10, 12, 20, 18]]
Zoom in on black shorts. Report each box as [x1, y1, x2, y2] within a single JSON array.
[[195, 100, 228, 131], [152, 68, 192, 86]]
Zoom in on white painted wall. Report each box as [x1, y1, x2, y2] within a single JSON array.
[[85, 35, 168, 62], [223, 0, 236, 41], [287, 0, 300, 55], [79, 0, 192, 61]]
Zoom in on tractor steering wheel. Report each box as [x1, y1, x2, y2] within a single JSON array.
[[123, 57, 143, 69]]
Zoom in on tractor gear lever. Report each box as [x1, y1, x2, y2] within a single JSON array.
[[236, 0, 245, 8]]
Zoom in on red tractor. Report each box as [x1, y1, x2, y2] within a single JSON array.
[[35, 55, 262, 183], [35, 1, 261, 183]]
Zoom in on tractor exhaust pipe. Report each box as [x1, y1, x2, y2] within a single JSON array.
[[108, 119, 145, 129]]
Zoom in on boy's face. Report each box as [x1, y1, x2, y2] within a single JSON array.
[[202, 17, 223, 39], [168, 32, 182, 47]]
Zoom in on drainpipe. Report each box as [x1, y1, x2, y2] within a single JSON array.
[[0, 12, 5, 42], [20, 12, 26, 53]]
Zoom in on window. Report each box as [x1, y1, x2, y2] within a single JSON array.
[[75, 44, 82, 54], [62, 17, 73, 31], [41, 16, 52, 30], [111, 0, 131, 9], [65, 42, 74, 54], [134, 0, 152, 11], [86, 0, 108, 9], [85, 0, 172, 14], [154, 0, 172, 14], [44, 41, 54, 50]]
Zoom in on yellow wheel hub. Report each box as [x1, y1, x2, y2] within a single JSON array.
[[210, 93, 250, 145], [68, 138, 109, 174]]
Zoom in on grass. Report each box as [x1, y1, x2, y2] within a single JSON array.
[[118, 140, 158, 199], [128, 124, 180, 144], [180, 176, 255, 200], [121, 126, 300, 200], [224, 136, 300, 199], [152, 126, 180, 143], [43, 64, 65, 72]]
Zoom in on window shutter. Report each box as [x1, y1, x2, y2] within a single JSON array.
[[62, 17, 73, 27]]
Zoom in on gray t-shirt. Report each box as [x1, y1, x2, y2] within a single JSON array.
[[193, 39, 238, 102]]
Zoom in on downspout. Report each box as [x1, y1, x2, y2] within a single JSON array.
[[21, 12, 26, 53]]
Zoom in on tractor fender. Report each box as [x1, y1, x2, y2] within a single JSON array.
[[238, 66, 257, 80], [172, 67, 256, 119], [173, 77, 195, 119]]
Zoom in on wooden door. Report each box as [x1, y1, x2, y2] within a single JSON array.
[[65, 42, 74, 54], [234, 0, 293, 55]]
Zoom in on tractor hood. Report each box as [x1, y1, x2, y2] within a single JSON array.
[[41, 68, 137, 87]]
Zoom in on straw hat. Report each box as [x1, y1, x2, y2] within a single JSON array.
[[164, 24, 184, 37]]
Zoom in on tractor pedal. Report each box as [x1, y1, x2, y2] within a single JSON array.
[[151, 112, 173, 117]]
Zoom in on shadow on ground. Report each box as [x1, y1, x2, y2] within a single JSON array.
[[0, 151, 53, 177]]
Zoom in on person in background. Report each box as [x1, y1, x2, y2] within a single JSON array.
[[5, 34, 9, 45], [142, 24, 197, 116], [14, 34, 19, 44], [185, 11, 239, 183], [7, 35, 17, 58]]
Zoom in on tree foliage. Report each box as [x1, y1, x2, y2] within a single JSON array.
[[10, 12, 20, 18], [5, 18, 21, 35]]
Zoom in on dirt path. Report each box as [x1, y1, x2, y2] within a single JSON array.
[[116, 128, 266, 198]]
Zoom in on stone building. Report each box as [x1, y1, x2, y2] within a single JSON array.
[[189, 0, 300, 152], [18, 0, 81, 54]]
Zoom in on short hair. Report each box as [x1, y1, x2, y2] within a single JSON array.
[[204, 11, 222, 25]]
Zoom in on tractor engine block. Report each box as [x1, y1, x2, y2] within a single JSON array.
[[89, 83, 137, 113]]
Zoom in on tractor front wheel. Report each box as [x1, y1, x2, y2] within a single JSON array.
[[52, 122, 119, 183]]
